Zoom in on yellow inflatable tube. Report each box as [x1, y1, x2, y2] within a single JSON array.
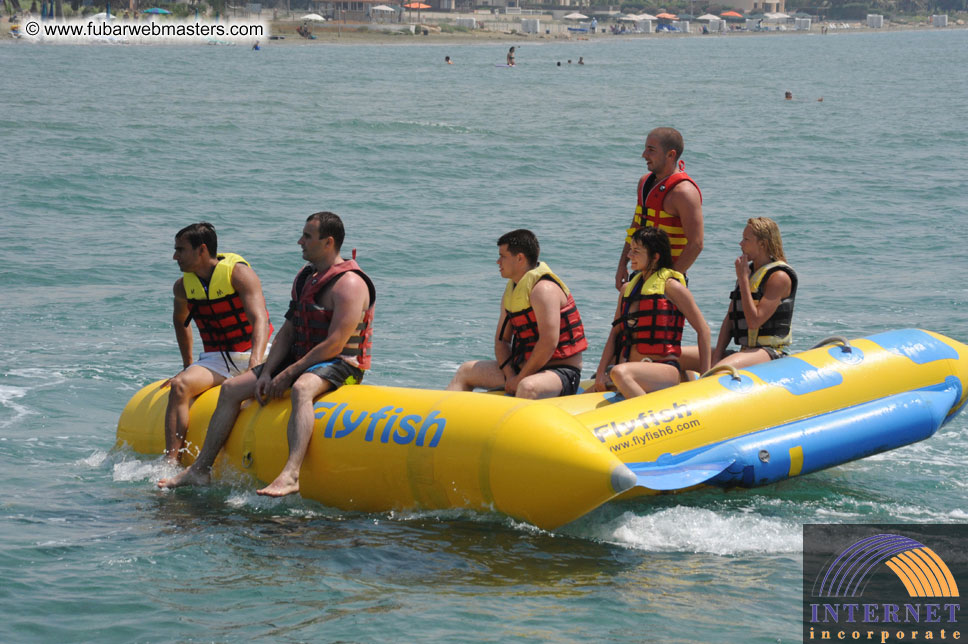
[[117, 382, 637, 530], [117, 329, 968, 529]]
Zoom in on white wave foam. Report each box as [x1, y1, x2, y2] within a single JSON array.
[[591, 507, 802, 555], [112, 456, 177, 483], [78, 449, 108, 468], [0, 385, 31, 428], [225, 490, 285, 510]]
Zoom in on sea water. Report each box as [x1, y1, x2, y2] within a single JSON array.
[[1, 29, 967, 642]]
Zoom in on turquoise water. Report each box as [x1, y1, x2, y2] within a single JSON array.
[[2, 29, 967, 642]]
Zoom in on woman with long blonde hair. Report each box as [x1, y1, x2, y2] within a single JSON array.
[[681, 217, 797, 372]]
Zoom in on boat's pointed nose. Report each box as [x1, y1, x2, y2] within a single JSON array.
[[611, 463, 637, 494]]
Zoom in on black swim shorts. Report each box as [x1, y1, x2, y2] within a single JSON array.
[[537, 364, 583, 397], [254, 357, 364, 388], [724, 347, 787, 361], [305, 359, 364, 388]]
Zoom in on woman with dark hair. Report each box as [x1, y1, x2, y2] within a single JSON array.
[[594, 227, 710, 398]]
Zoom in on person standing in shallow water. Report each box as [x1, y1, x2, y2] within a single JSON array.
[[507, 46, 515, 66], [163, 222, 271, 464], [159, 212, 376, 497]]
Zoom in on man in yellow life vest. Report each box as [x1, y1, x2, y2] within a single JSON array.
[[159, 212, 375, 498], [447, 229, 588, 398], [615, 127, 704, 290], [165, 222, 272, 464]]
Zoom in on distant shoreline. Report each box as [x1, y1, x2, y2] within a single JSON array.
[[264, 19, 964, 45], [3, 13, 964, 45]]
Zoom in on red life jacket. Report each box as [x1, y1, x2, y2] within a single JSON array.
[[183, 252, 272, 354], [289, 259, 376, 369], [627, 163, 702, 259], [500, 262, 587, 371], [614, 268, 686, 359]]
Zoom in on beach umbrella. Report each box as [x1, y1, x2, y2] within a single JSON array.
[[91, 11, 116, 19], [656, 12, 677, 20], [143, 7, 172, 14], [403, 2, 429, 22], [617, 14, 640, 21], [635, 13, 657, 20], [697, 13, 720, 20], [720, 10, 743, 18], [300, 13, 326, 20], [563, 12, 588, 19], [371, 4, 396, 11]]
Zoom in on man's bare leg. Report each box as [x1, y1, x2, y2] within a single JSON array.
[[257, 372, 332, 497], [515, 370, 566, 400], [445, 359, 506, 391], [157, 370, 258, 489], [163, 364, 223, 464]]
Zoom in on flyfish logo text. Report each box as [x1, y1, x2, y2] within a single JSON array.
[[313, 401, 445, 447]]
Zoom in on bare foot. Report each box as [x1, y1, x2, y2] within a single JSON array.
[[157, 465, 211, 489], [256, 473, 299, 497]]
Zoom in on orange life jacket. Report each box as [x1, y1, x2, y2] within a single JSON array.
[[289, 259, 376, 369], [627, 164, 702, 259], [614, 268, 687, 360], [499, 262, 587, 371], [183, 252, 272, 355]]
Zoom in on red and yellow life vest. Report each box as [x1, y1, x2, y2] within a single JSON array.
[[615, 268, 687, 359], [500, 262, 587, 371], [626, 166, 702, 259], [183, 252, 272, 354], [289, 259, 376, 369]]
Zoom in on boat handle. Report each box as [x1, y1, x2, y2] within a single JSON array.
[[700, 364, 742, 381], [810, 336, 853, 352]]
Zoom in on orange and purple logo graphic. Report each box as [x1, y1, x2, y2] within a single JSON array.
[[803, 525, 965, 643], [815, 533, 960, 599]]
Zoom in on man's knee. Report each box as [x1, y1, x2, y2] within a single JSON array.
[[516, 375, 557, 400], [291, 374, 327, 403], [168, 374, 192, 400], [455, 360, 476, 380], [218, 373, 254, 404], [516, 378, 539, 399]]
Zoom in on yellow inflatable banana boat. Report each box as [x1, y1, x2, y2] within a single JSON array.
[[117, 329, 968, 530]]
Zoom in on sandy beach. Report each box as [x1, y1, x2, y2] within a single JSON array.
[[265, 17, 963, 45], [5, 9, 963, 44]]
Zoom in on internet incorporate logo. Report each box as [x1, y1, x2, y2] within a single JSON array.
[[803, 525, 965, 644], [815, 534, 960, 599]]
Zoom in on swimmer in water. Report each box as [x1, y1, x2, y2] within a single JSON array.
[[445, 55, 453, 64], [507, 46, 516, 66]]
